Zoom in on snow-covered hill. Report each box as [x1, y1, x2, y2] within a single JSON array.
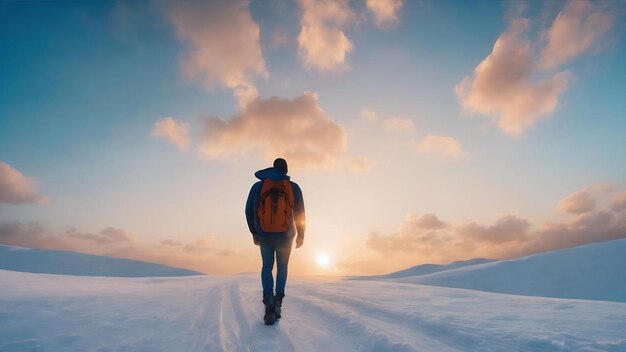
[[1, 269, 624, 351], [393, 239, 626, 302], [351, 258, 493, 280], [0, 245, 202, 277]]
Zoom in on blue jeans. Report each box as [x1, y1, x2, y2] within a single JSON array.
[[259, 236, 294, 297]]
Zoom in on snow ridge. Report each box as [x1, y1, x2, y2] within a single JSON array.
[[393, 238, 626, 302], [0, 245, 202, 277]]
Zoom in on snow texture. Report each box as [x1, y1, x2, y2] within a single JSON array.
[[1, 269, 625, 352], [1, 240, 626, 351], [392, 239, 626, 302], [0, 245, 202, 277]]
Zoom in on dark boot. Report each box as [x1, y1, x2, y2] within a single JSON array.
[[262, 294, 276, 325], [274, 292, 285, 319]]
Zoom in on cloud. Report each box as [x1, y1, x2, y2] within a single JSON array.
[[365, 214, 450, 259], [366, 186, 626, 264], [366, 0, 404, 27], [67, 227, 133, 245], [414, 134, 465, 159], [347, 156, 372, 173], [360, 108, 378, 122], [360, 108, 415, 134], [151, 117, 191, 151], [409, 213, 447, 229], [383, 117, 415, 133], [556, 188, 596, 214], [611, 192, 626, 212], [0, 162, 48, 204], [459, 215, 530, 244], [0, 221, 245, 274], [168, 0, 266, 107], [456, 1, 617, 136], [0, 222, 135, 252], [455, 19, 569, 136], [538, 0, 615, 69], [160, 239, 182, 247], [200, 92, 347, 170], [298, 0, 354, 71]]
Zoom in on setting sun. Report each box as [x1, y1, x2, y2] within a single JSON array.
[[315, 253, 332, 268]]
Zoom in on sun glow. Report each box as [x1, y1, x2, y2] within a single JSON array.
[[315, 253, 332, 268]]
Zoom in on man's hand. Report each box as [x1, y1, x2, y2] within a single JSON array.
[[296, 236, 304, 248], [253, 235, 260, 246]]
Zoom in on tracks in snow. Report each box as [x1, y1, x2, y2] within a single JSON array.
[[188, 278, 482, 352], [188, 280, 298, 352]]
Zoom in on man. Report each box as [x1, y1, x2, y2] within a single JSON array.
[[245, 158, 305, 325]]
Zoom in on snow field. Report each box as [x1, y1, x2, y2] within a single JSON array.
[[1, 269, 625, 352]]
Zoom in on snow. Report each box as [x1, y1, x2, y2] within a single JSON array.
[[2, 240, 626, 351], [391, 239, 626, 302], [351, 258, 493, 280], [0, 245, 202, 277], [1, 269, 625, 352]]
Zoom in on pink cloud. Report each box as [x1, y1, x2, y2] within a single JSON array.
[[456, 1, 616, 136], [168, 0, 266, 107], [383, 117, 415, 133], [298, 0, 354, 71], [414, 134, 465, 159], [556, 188, 596, 214], [200, 92, 348, 170], [0, 162, 48, 204], [366, 0, 404, 27], [365, 186, 626, 263], [151, 117, 191, 151], [539, 0, 615, 69], [0, 222, 245, 274], [611, 192, 626, 212], [360, 108, 378, 122], [459, 214, 530, 244], [455, 19, 569, 136], [347, 156, 372, 173]]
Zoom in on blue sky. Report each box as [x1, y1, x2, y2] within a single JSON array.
[[1, 0, 625, 275]]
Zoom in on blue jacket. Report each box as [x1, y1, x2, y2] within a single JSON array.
[[245, 167, 305, 239]]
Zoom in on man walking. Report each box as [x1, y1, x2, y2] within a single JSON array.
[[245, 158, 305, 325]]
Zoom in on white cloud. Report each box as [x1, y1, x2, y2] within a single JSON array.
[[200, 92, 347, 170], [151, 117, 191, 151], [298, 0, 354, 71], [0, 162, 48, 204], [414, 134, 465, 159], [168, 0, 266, 107], [538, 0, 614, 69], [366, 0, 404, 27]]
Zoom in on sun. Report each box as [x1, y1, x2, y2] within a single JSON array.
[[315, 253, 332, 268]]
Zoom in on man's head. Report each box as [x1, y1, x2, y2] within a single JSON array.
[[273, 158, 288, 174]]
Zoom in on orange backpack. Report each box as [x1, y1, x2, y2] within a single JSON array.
[[257, 179, 294, 233]]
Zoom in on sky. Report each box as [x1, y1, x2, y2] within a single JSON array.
[[1, 0, 626, 276]]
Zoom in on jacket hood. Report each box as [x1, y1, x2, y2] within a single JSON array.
[[255, 167, 290, 181]]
